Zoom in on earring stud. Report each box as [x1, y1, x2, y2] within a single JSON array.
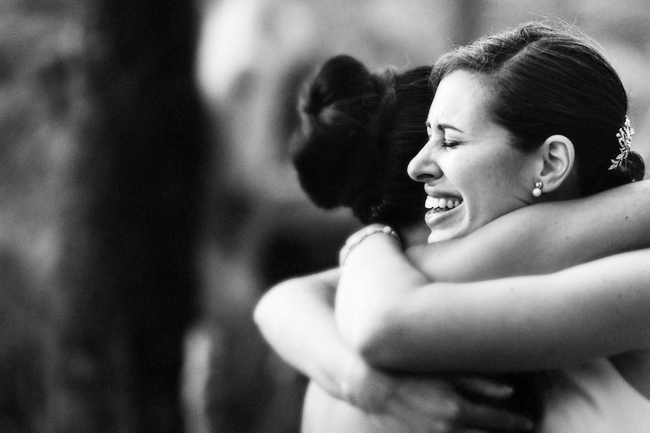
[[532, 181, 543, 197]]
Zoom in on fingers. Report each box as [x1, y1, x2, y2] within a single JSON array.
[[455, 429, 501, 433], [458, 400, 535, 432], [452, 376, 514, 399], [384, 377, 535, 432], [344, 358, 396, 413]]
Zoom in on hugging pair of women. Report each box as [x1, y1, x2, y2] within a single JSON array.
[[255, 21, 650, 433]]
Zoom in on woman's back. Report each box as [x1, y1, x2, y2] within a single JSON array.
[[541, 355, 650, 433], [301, 354, 650, 433]]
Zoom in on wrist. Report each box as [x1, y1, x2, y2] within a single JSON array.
[[340, 354, 394, 413], [340, 225, 400, 266]]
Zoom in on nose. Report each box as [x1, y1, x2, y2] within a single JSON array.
[[408, 141, 443, 183]]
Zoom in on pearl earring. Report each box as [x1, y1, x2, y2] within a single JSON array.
[[532, 181, 543, 197]]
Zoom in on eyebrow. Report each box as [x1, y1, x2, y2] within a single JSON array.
[[425, 121, 465, 134], [437, 123, 464, 133]]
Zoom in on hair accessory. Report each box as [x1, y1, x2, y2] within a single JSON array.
[[341, 226, 400, 265], [609, 116, 634, 171], [532, 181, 543, 197]]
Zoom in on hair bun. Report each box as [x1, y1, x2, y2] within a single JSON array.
[[291, 55, 386, 211], [621, 150, 646, 182], [592, 150, 646, 194]]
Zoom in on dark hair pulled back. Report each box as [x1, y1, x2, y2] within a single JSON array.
[[292, 55, 432, 227], [432, 21, 645, 196]]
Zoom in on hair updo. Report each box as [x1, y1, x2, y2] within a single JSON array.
[[431, 21, 645, 196], [291, 55, 432, 227]]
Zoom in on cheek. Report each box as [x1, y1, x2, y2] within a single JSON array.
[[446, 148, 528, 198], [483, 151, 530, 189], [460, 156, 527, 215], [454, 157, 506, 194]]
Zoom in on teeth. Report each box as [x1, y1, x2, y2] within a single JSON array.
[[425, 196, 462, 211]]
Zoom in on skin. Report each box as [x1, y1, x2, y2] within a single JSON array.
[[339, 232, 650, 379], [258, 245, 538, 433], [256, 182, 650, 433], [406, 181, 650, 282], [334, 71, 650, 408], [412, 71, 539, 244], [255, 71, 650, 433]]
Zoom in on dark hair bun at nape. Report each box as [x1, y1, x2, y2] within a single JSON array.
[[621, 150, 646, 182], [291, 55, 385, 211]]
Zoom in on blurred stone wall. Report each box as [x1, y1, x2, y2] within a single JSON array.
[[0, 1, 206, 432]]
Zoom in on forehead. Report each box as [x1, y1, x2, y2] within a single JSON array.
[[427, 70, 492, 128]]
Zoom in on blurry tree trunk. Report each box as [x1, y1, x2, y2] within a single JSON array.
[[0, 1, 206, 432]]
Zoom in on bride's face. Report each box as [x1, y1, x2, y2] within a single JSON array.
[[408, 70, 539, 243]]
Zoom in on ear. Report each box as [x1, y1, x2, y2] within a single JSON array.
[[536, 135, 575, 193]]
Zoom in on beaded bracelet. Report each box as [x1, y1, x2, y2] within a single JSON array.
[[340, 226, 400, 266]]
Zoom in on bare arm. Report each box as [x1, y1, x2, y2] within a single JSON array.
[[253, 268, 359, 401], [338, 233, 650, 372], [253, 268, 410, 408], [335, 180, 650, 371], [257, 181, 650, 378], [254, 180, 650, 427], [253, 268, 536, 431], [408, 180, 650, 282]]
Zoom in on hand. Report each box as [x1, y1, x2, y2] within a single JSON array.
[[385, 376, 535, 433], [346, 361, 535, 432]]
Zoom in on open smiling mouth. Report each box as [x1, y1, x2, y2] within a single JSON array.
[[425, 196, 462, 213]]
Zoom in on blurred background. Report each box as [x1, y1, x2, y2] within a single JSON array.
[[1, 0, 649, 432]]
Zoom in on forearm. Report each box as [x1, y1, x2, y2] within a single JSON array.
[[409, 180, 650, 282], [254, 258, 540, 426], [336, 232, 430, 355], [355, 248, 650, 372], [254, 269, 372, 402]]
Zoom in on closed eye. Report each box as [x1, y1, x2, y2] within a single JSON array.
[[437, 123, 463, 149], [441, 139, 460, 149]]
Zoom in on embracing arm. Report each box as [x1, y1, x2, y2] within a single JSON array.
[[408, 180, 650, 281], [254, 267, 538, 431], [336, 180, 650, 372], [253, 268, 399, 408], [253, 268, 360, 401], [338, 233, 650, 372]]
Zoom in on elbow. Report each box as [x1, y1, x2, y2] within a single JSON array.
[[253, 289, 277, 333], [346, 310, 405, 369], [252, 296, 268, 331]]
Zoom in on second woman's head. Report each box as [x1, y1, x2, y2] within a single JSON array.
[[292, 55, 433, 234], [408, 21, 645, 243]]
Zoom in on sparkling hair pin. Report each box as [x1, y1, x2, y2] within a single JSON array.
[[609, 115, 634, 171]]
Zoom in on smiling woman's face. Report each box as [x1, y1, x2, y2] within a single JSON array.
[[407, 70, 539, 243]]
